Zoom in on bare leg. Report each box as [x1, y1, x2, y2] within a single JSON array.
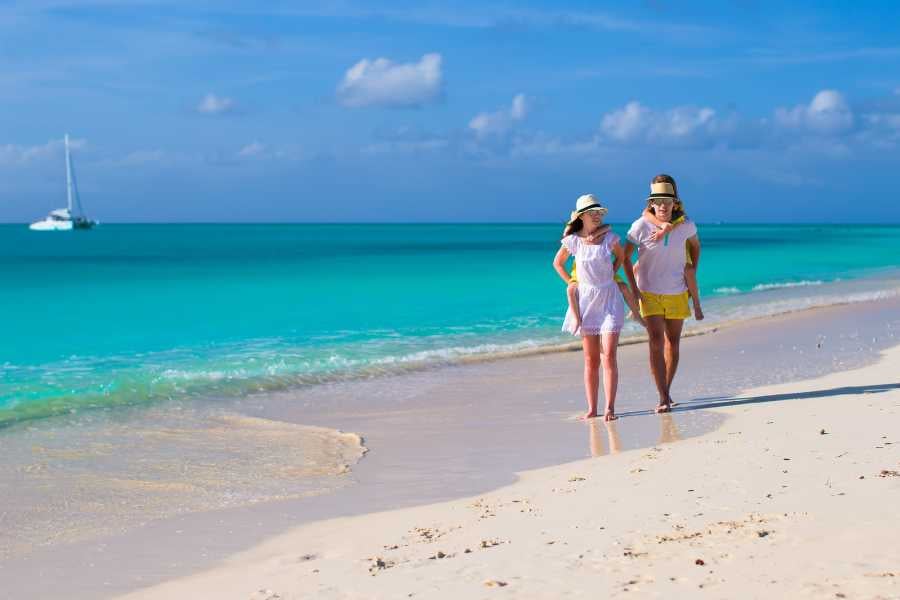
[[579, 335, 601, 419], [617, 281, 647, 328], [645, 316, 670, 412], [567, 284, 582, 332], [600, 332, 619, 420], [664, 318, 685, 406], [684, 265, 704, 320]]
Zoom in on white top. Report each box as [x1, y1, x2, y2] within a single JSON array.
[[626, 217, 697, 295], [561, 232, 624, 336], [561, 232, 620, 289]]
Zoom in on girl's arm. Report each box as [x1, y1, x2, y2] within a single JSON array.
[[553, 246, 575, 284], [642, 207, 675, 242], [622, 241, 642, 301], [641, 207, 666, 227], [585, 223, 611, 244], [684, 235, 704, 320], [611, 241, 624, 274], [686, 234, 701, 270]]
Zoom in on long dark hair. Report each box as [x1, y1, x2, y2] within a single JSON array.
[[646, 173, 686, 221], [562, 216, 583, 238]]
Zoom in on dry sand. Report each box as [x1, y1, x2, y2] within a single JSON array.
[[119, 343, 900, 599]]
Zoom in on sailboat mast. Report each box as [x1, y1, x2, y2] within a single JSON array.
[[65, 133, 74, 214]]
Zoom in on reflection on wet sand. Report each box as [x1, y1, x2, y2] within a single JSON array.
[[588, 420, 622, 457], [658, 413, 682, 445], [587, 413, 684, 457]]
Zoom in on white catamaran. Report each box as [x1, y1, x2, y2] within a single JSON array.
[[29, 134, 96, 231]]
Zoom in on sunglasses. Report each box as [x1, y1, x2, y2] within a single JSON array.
[[652, 198, 675, 206]]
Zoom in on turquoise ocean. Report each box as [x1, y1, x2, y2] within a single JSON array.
[[3, 223, 900, 427]]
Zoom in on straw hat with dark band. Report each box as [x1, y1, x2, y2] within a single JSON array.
[[566, 193, 608, 226], [647, 182, 678, 203]]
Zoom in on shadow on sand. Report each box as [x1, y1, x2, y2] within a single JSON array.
[[618, 383, 900, 418]]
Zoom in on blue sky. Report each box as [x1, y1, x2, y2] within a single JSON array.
[[2, 1, 900, 223]]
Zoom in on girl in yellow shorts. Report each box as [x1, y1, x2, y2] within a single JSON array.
[[633, 175, 704, 320]]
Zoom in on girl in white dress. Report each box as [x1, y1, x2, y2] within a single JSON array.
[[553, 194, 630, 421]]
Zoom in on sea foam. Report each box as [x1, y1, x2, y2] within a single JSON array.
[[751, 280, 824, 291]]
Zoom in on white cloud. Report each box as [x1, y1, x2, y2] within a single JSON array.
[[113, 149, 165, 166], [864, 112, 900, 129], [223, 6, 716, 39], [600, 101, 721, 145], [91, 149, 169, 168], [469, 93, 530, 137], [362, 138, 449, 155], [510, 94, 528, 120], [600, 102, 648, 141], [197, 93, 236, 115], [228, 142, 305, 163], [774, 90, 853, 134], [237, 141, 265, 158], [509, 133, 601, 158], [362, 126, 450, 155], [337, 53, 443, 108], [862, 106, 900, 147], [0, 137, 86, 165]]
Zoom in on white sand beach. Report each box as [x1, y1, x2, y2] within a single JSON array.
[[117, 341, 900, 599], [6, 5, 900, 597]]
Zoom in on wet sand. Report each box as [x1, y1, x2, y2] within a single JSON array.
[[1, 297, 898, 598], [0, 412, 364, 560]]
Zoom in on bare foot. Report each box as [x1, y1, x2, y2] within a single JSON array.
[[603, 411, 617, 422], [579, 411, 598, 420], [694, 305, 705, 321], [655, 401, 671, 414]]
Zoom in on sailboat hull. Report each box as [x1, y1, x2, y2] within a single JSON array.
[[29, 219, 74, 231]]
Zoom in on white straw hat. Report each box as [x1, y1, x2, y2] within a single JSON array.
[[566, 194, 608, 225]]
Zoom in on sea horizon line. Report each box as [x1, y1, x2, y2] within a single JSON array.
[[4, 221, 900, 227]]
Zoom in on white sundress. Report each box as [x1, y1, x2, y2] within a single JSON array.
[[561, 232, 625, 336]]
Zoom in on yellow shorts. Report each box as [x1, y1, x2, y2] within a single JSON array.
[[639, 291, 691, 320]]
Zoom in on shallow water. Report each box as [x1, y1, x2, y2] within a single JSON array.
[[0, 405, 364, 559], [3, 223, 900, 426]]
